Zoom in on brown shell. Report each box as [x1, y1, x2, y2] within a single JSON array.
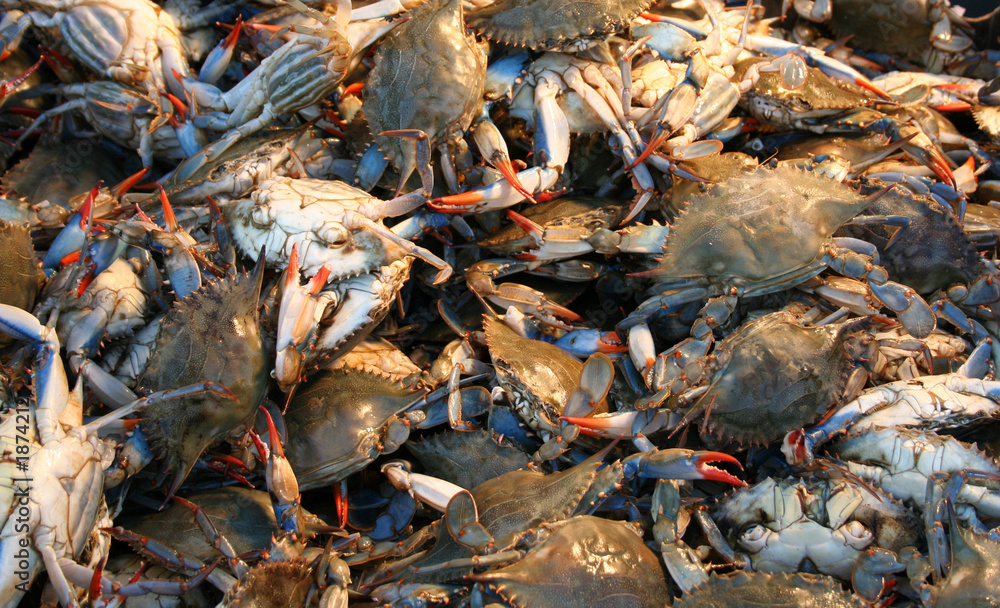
[[471, 516, 669, 608], [656, 166, 873, 288], [467, 0, 653, 50], [405, 452, 606, 583], [676, 572, 863, 608], [407, 429, 529, 490], [484, 314, 603, 433], [690, 311, 856, 445], [0, 219, 38, 313], [222, 560, 314, 608], [364, 0, 488, 185], [283, 367, 425, 489], [137, 261, 267, 493]]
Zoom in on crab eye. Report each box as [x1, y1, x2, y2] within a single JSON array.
[[318, 224, 350, 248], [837, 521, 873, 550], [738, 524, 770, 553]]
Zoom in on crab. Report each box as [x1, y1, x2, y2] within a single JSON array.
[[711, 474, 921, 582], [15, 80, 200, 167], [620, 164, 937, 354], [837, 178, 1000, 331], [675, 572, 864, 608], [363, 0, 488, 194], [788, 0, 974, 60], [466, 196, 669, 327], [280, 364, 434, 491], [176, 0, 351, 163], [105, 440, 352, 608], [467, 515, 670, 608], [831, 428, 1000, 524], [575, 308, 877, 446], [0, 304, 238, 607], [733, 58, 955, 185], [363, 444, 742, 591], [783, 339, 1000, 465], [97, 255, 269, 499], [430, 51, 658, 217], [0, 0, 210, 103], [905, 484, 1000, 607], [483, 312, 618, 444]]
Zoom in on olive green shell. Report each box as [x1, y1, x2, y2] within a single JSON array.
[[364, 0, 487, 185], [137, 261, 267, 494], [676, 572, 863, 608], [0, 219, 38, 313], [471, 516, 669, 608], [690, 311, 855, 445], [657, 166, 873, 287], [468, 0, 654, 50]]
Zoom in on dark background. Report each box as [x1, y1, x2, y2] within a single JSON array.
[[960, 0, 997, 17]]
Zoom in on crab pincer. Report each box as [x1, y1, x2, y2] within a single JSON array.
[[622, 449, 746, 487], [250, 406, 303, 536]]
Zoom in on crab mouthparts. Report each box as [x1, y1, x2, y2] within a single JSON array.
[[694, 451, 746, 487]]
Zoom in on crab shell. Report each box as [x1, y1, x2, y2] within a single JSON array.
[[653, 165, 875, 289], [484, 314, 607, 435], [135, 258, 268, 494], [467, 0, 653, 51], [826, 0, 957, 55], [469, 515, 669, 608], [688, 310, 863, 445], [837, 178, 980, 294], [733, 58, 878, 126], [282, 367, 427, 490], [403, 449, 609, 583], [407, 429, 529, 490], [364, 0, 488, 185], [0, 219, 37, 314], [675, 572, 864, 608], [223, 177, 407, 281], [920, 514, 1000, 607]]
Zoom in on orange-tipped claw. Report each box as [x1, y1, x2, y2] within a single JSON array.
[[627, 129, 671, 171], [112, 167, 149, 198], [492, 158, 536, 204], [0, 56, 42, 99], [428, 190, 484, 212], [561, 414, 632, 438], [506, 209, 542, 236], [854, 75, 893, 101], [693, 451, 745, 486]]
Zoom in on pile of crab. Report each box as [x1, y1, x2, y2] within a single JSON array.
[[1, 0, 1000, 605]]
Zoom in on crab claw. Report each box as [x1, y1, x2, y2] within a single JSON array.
[[43, 182, 102, 270], [561, 410, 657, 438], [382, 461, 464, 513], [252, 405, 302, 535], [198, 14, 242, 85], [622, 448, 745, 486], [555, 329, 628, 357], [275, 243, 336, 392], [428, 166, 559, 213], [902, 142, 956, 188], [0, 55, 42, 105], [472, 118, 536, 204]]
